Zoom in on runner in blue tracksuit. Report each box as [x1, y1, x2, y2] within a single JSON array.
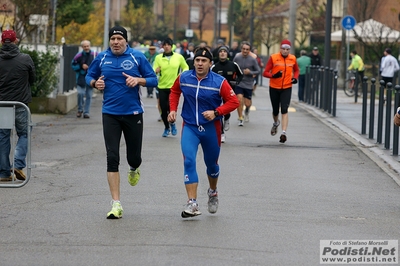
[[168, 47, 239, 218], [85, 26, 158, 219]]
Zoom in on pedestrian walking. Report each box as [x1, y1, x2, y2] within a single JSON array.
[[85, 26, 158, 219], [168, 47, 239, 218], [380, 48, 400, 87], [263, 39, 299, 143], [211, 45, 243, 143], [233, 41, 260, 126], [71, 40, 96, 118], [0, 29, 35, 182], [297, 50, 311, 102], [153, 38, 189, 137]]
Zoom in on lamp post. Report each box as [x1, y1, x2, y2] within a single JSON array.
[[51, 0, 57, 43], [188, 0, 192, 30], [249, 0, 254, 45], [103, 0, 110, 51], [229, 0, 234, 46], [288, 0, 296, 54], [218, 0, 222, 39], [173, 0, 178, 41]]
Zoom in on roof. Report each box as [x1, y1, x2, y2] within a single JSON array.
[[331, 19, 400, 42]]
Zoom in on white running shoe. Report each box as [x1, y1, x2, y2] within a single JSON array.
[[244, 111, 249, 122], [238, 118, 244, 127], [224, 119, 230, 131], [181, 200, 201, 218], [221, 134, 226, 143], [207, 189, 219, 214]]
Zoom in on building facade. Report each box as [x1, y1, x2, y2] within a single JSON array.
[[109, 0, 231, 47]]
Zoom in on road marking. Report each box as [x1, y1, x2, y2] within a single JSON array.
[[246, 105, 296, 112]]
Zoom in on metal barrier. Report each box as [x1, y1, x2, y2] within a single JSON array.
[[0, 101, 33, 188], [305, 65, 338, 116], [305, 66, 400, 157], [352, 80, 400, 156]]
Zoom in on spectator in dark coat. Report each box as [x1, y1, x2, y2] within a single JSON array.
[[309, 47, 322, 66]]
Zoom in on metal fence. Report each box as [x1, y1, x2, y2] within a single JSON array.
[[0, 102, 33, 188], [304, 65, 338, 116], [305, 65, 400, 157]]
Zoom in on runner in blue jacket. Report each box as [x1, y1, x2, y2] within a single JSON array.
[[85, 26, 157, 219], [168, 47, 239, 218]]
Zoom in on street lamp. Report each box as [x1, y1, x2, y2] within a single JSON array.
[[188, 0, 192, 30], [218, 0, 222, 39], [51, 0, 57, 43], [249, 0, 254, 45], [103, 0, 110, 51]]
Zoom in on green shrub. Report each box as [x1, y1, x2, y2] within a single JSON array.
[[20, 47, 59, 97]]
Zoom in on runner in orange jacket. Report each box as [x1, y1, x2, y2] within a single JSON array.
[[263, 39, 299, 143]]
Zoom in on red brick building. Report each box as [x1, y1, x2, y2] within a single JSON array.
[[110, 0, 232, 46]]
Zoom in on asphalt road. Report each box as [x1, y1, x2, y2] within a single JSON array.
[[1, 85, 399, 266]]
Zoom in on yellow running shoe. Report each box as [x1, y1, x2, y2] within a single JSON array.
[[128, 168, 140, 186], [107, 201, 123, 219]]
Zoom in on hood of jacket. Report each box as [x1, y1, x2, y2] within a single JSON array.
[[0, 43, 20, 59]]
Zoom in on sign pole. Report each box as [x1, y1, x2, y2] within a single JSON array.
[[341, 15, 356, 81], [346, 29, 349, 79]]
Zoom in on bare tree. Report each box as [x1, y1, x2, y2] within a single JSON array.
[[196, 0, 213, 41], [296, 0, 325, 47], [5, 0, 51, 43], [258, 16, 283, 56], [348, 0, 400, 65], [256, 0, 325, 53]]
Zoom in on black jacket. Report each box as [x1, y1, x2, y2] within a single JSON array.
[[309, 53, 323, 66], [211, 59, 243, 89], [0, 44, 35, 104]]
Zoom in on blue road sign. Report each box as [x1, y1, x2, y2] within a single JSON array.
[[341, 15, 356, 30]]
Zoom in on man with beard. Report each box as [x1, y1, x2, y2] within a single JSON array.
[[233, 41, 260, 126]]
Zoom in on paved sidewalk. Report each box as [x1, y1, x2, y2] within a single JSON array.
[[290, 83, 400, 186]]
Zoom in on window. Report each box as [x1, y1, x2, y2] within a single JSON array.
[[190, 7, 199, 23], [217, 8, 228, 24]]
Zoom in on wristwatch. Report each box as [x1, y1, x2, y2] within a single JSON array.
[[214, 110, 219, 117]]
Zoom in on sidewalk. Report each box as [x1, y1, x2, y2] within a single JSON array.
[[287, 81, 400, 186]]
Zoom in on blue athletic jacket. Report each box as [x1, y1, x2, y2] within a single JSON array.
[[170, 69, 239, 126], [86, 46, 158, 115]]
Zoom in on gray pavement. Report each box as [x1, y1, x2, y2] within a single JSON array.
[[1, 80, 400, 265]]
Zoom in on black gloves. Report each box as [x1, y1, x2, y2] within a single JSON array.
[[291, 78, 297, 84], [272, 71, 282, 78]]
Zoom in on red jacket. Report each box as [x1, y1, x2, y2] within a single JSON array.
[[263, 53, 299, 89]]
